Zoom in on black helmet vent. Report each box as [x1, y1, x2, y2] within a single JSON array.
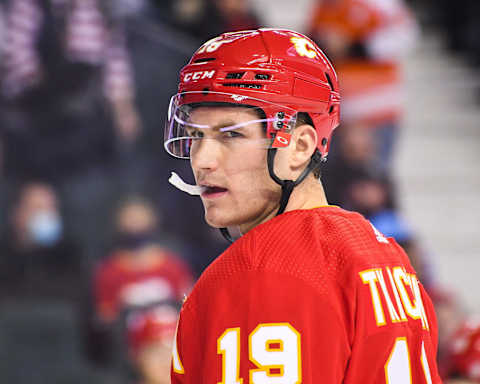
[[194, 58, 216, 63], [226, 72, 245, 79], [255, 73, 271, 80], [325, 72, 335, 91], [222, 83, 262, 89]]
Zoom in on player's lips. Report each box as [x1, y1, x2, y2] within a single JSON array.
[[199, 183, 228, 198]]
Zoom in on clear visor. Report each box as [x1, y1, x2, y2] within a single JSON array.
[[164, 91, 298, 159]]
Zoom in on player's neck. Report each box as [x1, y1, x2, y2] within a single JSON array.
[[284, 176, 329, 212], [237, 178, 328, 235]]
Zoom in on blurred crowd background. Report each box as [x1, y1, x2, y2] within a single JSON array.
[[0, 0, 479, 383]]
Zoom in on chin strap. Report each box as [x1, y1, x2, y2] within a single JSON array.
[[220, 148, 323, 243], [267, 148, 322, 216], [220, 227, 235, 243]]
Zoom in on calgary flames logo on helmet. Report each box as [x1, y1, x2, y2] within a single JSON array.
[[290, 37, 318, 59]]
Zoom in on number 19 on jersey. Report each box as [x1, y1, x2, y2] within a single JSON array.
[[216, 323, 434, 384], [218, 323, 301, 384]]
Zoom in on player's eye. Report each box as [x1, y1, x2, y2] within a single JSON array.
[[187, 129, 204, 138], [224, 130, 243, 138]]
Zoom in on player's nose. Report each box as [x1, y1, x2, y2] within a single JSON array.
[[190, 138, 220, 171]]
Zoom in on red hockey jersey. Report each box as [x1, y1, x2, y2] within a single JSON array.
[[171, 206, 442, 383], [94, 248, 193, 322]]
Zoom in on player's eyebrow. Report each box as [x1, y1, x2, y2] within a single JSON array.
[[182, 117, 268, 132], [215, 120, 237, 131]]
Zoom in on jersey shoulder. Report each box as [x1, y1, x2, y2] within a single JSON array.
[[226, 207, 410, 292], [249, 206, 411, 272], [185, 206, 412, 311]]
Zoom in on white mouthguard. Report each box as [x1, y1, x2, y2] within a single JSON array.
[[168, 172, 204, 196]]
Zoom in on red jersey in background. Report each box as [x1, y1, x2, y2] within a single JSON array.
[[94, 247, 193, 322]]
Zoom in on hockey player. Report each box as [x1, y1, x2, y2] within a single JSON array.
[[164, 28, 442, 383]]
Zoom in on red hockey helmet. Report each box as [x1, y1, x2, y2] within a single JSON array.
[[165, 28, 340, 160]]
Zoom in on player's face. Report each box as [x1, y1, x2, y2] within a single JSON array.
[[189, 106, 281, 233]]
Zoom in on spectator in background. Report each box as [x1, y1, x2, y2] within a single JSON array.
[[343, 169, 396, 219], [442, 318, 480, 383], [93, 197, 192, 323], [210, 0, 261, 33], [428, 288, 480, 382], [0, 0, 141, 183], [20, 0, 140, 140], [126, 304, 179, 384], [308, 0, 417, 168], [0, 181, 82, 301], [167, 0, 217, 40], [85, 197, 193, 366], [322, 122, 379, 205], [166, 0, 261, 42]]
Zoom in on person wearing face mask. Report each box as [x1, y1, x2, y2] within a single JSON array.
[[0, 182, 82, 301], [92, 197, 193, 324], [83, 197, 193, 368]]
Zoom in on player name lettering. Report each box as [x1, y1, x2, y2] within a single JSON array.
[[359, 266, 429, 330]]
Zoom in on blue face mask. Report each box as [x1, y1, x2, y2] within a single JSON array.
[[27, 211, 63, 247]]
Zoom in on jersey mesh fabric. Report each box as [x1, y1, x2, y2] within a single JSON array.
[[187, 207, 410, 305]]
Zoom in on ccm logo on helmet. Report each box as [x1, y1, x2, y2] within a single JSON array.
[[183, 70, 216, 82]]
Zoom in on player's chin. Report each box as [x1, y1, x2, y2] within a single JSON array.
[[204, 213, 230, 228], [203, 206, 237, 228]]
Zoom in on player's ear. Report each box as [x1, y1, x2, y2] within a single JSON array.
[[290, 124, 318, 170]]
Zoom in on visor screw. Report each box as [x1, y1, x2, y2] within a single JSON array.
[[277, 112, 285, 119], [321, 138, 328, 146], [276, 121, 284, 129]]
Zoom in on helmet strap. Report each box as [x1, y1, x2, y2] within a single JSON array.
[[267, 147, 322, 215], [220, 227, 235, 243], [219, 147, 322, 243]]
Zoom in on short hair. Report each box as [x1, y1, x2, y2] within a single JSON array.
[[295, 112, 314, 128]]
